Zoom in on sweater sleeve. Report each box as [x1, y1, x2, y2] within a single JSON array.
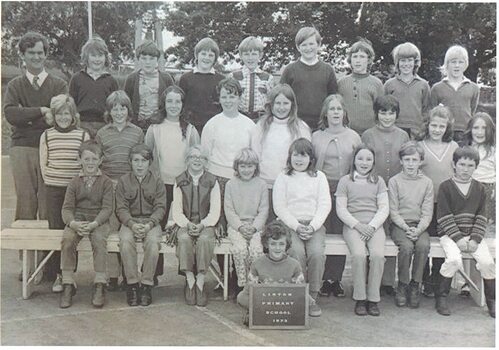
[[429, 84, 440, 109], [279, 64, 292, 85], [115, 177, 133, 227], [200, 180, 221, 227], [335, 177, 360, 229], [436, 182, 464, 242], [94, 177, 114, 226], [388, 177, 409, 230], [470, 183, 487, 243], [188, 125, 201, 146], [61, 178, 77, 224], [172, 182, 190, 228], [421, 82, 431, 123], [144, 127, 160, 178], [123, 75, 134, 99], [252, 181, 270, 231], [327, 67, 338, 94], [3, 80, 44, 126], [309, 172, 332, 231], [272, 173, 301, 231], [471, 84, 480, 115], [223, 180, 243, 230], [39, 131, 48, 183], [415, 179, 434, 234], [368, 180, 389, 230]]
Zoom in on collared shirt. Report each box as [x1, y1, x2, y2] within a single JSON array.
[[193, 67, 216, 74], [26, 69, 48, 86], [442, 76, 472, 91], [231, 66, 274, 114], [79, 169, 103, 189]]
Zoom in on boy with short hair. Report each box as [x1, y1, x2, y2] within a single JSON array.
[[384, 42, 431, 138], [430, 45, 480, 142], [338, 38, 384, 135], [59, 140, 114, 309], [124, 40, 174, 133], [230, 36, 274, 121], [116, 144, 166, 307], [388, 141, 433, 308], [179, 37, 225, 133], [69, 36, 119, 137], [4, 31, 68, 222], [435, 146, 495, 318], [280, 27, 337, 130]]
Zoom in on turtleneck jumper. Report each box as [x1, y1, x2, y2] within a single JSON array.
[[338, 72, 384, 134], [361, 125, 410, 183], [250, 117, 311, 187]]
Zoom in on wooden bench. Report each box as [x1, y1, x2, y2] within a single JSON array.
[[1, 220, 495, 306]]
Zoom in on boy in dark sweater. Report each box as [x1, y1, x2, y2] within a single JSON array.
[[435, 146, 495, 318], [116, 144, 166, 307], [4, 31, 67, 221], [280, 27, 337, 130], [59, 141, 113, 309], [178, 37, 225, 133]]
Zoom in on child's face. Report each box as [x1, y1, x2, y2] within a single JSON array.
[[401, 153, 422, 177], [471, 118, 487, 145], [54, 107, 73, 129], [21, 41, 46, 75], [87, 51, 106, 72], [219, 88, 240, 114], [326, 99, 344, 127], [165, 91, 183, 119], [241, 50, 262, 72], [447, 56, 467, 79], [131, 153, 150, 178], [351, 50, 369, 74], [428, 116, 448, 142], [297, 36, 319, 62], [354, 149, 374, 175], [110, 104, 128, 125], [272, 93, 292, 120], [197, 50, 216, 72], [267, 236, 287, 261], [238, 163, 256, 181], [139, 54, 159, 74], [453, 157, 477, 182], [79, 150, 102, 175], [398, 57, 415, 75], [187, 149, 206, 174], [377, 109, 397, 129], [291, 151, 310, 172]]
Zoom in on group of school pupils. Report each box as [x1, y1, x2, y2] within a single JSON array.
[[4, 27, 496, 325]]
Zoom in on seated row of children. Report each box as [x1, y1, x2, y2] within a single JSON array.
[[54, 124, 495, 323]]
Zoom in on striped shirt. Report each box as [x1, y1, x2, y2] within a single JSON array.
[[40, 127, 90, 187], [95, 122, 144, 180]]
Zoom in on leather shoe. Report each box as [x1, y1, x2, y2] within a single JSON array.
[[126, 283, 139, 307], [92, 283, 106, 308], [184, 281, 196, 305], [60, 283, 76, 309], [367, 301, 380, 316], [354, 300, 368, 316], [140, 284, 152, 306], [196, 284, 208, 307]]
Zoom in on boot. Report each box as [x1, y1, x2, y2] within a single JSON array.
[[60, 283, 76, 309], [395, 282, 408, 307], [435, 274, 452, 316], [92, 283, 106, 308], [126, 283, 139, 307], [408, 280, 421, 309], [483, 278, 495, 318], [140, 284, 152, 306]]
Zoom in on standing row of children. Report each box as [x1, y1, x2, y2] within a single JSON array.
[[4, 28, 494, 320]]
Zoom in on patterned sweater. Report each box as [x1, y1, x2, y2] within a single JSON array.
[[436, 179, 487, 243]]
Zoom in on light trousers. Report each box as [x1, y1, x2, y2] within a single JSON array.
[[227, 227, 264, 287]]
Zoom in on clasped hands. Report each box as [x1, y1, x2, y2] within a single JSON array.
[[187, 222, 205, 237], [354, 223, 375, 241], [404, 226, 419, 242], [70, 220, 99, 236], [296, 224, 314, 241], [238, 223, 257, 241], [131, 222, 153, 240], [456, 237, 479, 253]]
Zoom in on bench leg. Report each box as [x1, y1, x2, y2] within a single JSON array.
[[223, 253, 229, 301], [469, 260, 486, 307], [27, 251, 54, 285], [22, 250, 34, 300]]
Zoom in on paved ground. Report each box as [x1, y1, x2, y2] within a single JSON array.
[[1, 155, 496, 346]]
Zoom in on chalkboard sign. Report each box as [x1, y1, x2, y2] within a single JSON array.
[[249, 283, 309, 329]]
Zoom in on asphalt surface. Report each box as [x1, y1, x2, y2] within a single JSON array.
[[1, 156, 496, 346]]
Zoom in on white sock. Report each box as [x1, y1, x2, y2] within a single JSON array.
[[196, 273, 205, 291], [185, 272, 195, 289]]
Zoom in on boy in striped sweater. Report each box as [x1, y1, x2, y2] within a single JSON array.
[[435, 146, 495, 318]]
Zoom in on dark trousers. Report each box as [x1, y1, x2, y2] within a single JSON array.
[[423, 205, 444, 284]]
